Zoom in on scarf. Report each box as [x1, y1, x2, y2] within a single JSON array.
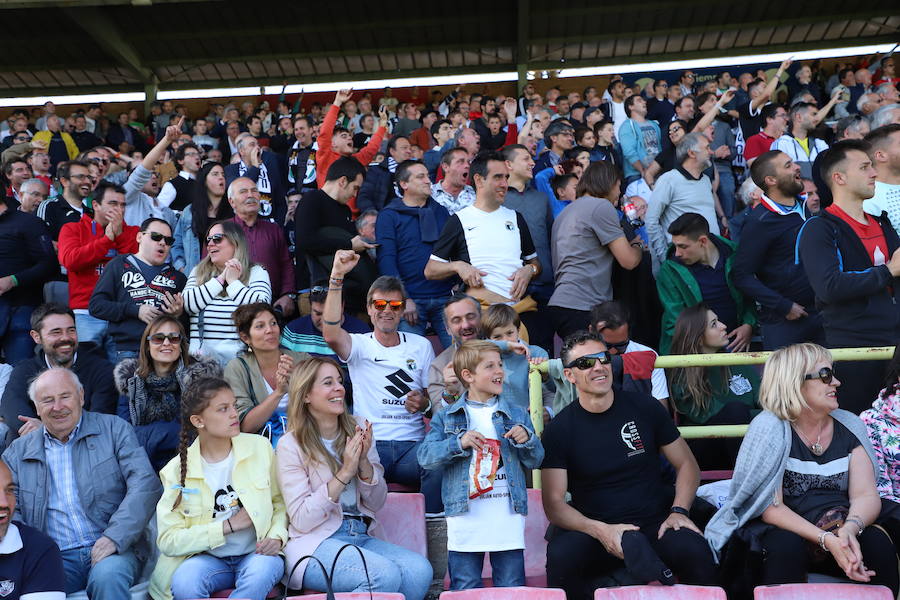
[[238, 159, 273, 217], [387, 198, 440, 243], [127, 368, 182, 426]]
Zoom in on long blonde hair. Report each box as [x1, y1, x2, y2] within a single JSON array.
[[193, 220, 254, 290], [759, 343, 833, 421], [286, 357, 357, 473]]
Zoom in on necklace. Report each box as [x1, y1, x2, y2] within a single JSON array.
[[794, 420, 826, 456]]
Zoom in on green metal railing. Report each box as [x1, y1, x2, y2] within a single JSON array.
[[527, 346, 895, 488]]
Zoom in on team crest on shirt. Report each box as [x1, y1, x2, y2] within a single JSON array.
[[406, 358, 417, 371], [0, 580, 14, 597], [621, 421, 645, 457], [504, 221, 514, 231]]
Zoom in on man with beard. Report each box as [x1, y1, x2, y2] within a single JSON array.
[[0, 304, 117, 445], [732, 151, 825, 350], [427, 293, 483, 408]]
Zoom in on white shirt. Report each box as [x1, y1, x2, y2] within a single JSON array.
[[345, 332, 434, 441], [624, 340, 669, 402], [446, 400, 525, 552], [201, 451, 257, 558], [263, 379, 289, 412], [157, 170, 196, 209], [610, 100, 628, 137], [864, 180, 900, 236]]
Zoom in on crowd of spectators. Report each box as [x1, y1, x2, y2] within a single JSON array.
[[0, 51, 899, 600]]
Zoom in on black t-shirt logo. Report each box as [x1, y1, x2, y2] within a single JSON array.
[[621, 421, 645, 457]]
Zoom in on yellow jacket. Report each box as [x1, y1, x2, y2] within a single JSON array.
[[32, 130, 79, 160], [149, 433, 288, 600]]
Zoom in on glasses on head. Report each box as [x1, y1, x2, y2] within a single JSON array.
[[804, 366, 834, 385], [206, 233, 225, 245], [371, 299, 404, 312], [148, 332, 181, 345], [564, 351, 612, 370], [146, 231, 175, 246]]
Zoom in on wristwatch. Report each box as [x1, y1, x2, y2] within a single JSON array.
[[670, 506, 690, 517]]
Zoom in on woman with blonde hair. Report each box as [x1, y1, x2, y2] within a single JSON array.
[[183, 220, 271, 365], [705, 343, 898, 596], [275, 357, 432, 598]]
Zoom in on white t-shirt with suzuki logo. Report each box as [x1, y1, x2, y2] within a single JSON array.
[[345, 332, 435, 441]]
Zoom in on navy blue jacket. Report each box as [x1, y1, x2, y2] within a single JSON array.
[[732, 200, 817, 323], [0, 207, 56, 307], [357, 158, 396, 213], [797, 209, 900, 346], [375, 197, 455, 299]]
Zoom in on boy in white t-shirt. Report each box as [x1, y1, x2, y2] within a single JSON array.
[[418, 340, 544, 590]]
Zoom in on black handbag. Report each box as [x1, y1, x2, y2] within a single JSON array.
[[278, 542, 374, 600]]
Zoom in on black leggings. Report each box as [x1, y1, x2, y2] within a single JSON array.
[[760, 525, 899, 596], [546, 524, 717, 600]]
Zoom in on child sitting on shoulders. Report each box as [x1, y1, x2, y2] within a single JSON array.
[[417, 340, 544, 590]]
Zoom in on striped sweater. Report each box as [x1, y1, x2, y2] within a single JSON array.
[[183, 264, 271, 365]]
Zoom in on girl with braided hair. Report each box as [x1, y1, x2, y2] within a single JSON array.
[[149, 376, 287, 600]]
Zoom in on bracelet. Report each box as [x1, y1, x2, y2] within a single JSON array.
[[329, 276, 344, 284], [818, 530, 835, 550], [334, 475, 349, 486], [846, 517, 865, 536], [328, 287, 343, 292], [670, 506, 690, 517], [226, 518, 234, 534], [323, 318, 342, 325]]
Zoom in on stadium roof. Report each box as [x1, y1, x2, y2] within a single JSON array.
[[1, 0, 897, 98]]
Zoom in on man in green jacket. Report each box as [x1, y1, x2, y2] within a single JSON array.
[[656, 212, 756, 354]]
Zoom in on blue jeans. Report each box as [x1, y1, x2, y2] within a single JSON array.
[[74, 312, 116, 363], [170, 552, 283, 600], [302, 517, 432, 600], [399, 296, 451, 350], [0, 300, 34, 365], [448, 549, 525, 590], [376, 439, 443, 514], [61, 546, 140, 599], [716, 166, 737, 218]]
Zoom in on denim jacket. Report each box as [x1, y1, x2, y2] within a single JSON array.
[[171, 205, 201, 274], [417, 393, 544, 517]]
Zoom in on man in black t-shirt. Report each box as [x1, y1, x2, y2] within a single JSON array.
[[541, 331, 716, 599]]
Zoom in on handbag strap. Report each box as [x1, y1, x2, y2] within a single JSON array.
[[237, 356, 259, 406], [281, 554, 335, 600], [330, 543, 374, 600]]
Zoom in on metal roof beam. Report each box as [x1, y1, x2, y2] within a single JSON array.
[[62, 6, 154, 82]]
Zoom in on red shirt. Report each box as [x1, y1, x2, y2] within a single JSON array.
[[743, 131, 776, 163], [826, 203, 888, 266]]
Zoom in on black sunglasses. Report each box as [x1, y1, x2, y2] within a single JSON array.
[[602, 338, 630, 353], [804, 367, 834, 385], [147, 231, 175, 246], [148, 332, 182, 345], [565, 351, 612, 370], [206, 233, 225, 244]]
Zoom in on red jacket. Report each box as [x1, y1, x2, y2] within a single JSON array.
[[58, 214, 138, 309], [316, 104, 386, 216]]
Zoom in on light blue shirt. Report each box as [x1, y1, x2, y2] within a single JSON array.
[[43, 418, 102, 551]]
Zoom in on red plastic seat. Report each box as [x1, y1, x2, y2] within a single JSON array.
[[288, 594, 404, 600], [440, 587, 566, 598], [594, 584, 727, 599], [753, 583, 894, 599], [443, 488, 550, 589], [375, 492, 428, 556]]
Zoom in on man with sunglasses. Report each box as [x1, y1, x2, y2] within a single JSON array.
[[542, 331, 716, 599], [89, 217, 186, 362], [323, 250, 442, 514]]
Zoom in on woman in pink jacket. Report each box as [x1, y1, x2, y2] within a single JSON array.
[[275, 357, 433, 598]]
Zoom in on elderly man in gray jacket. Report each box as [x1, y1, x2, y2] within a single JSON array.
[[2, 367, 161, 599]]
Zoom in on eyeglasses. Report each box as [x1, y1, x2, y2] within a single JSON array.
[[68, 173, 92, 181], [147, 231, 175, 246], [804, 366, 834, 385], [148, 332, 182, 345], [564, 351, 612, 370], [206, 233, 225, 244], [668, 126, 683, 135], [602, 339, 630, 354], [371, 299, 405, 311]]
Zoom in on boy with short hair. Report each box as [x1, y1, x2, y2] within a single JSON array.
[[418, 339, 544, 590]]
